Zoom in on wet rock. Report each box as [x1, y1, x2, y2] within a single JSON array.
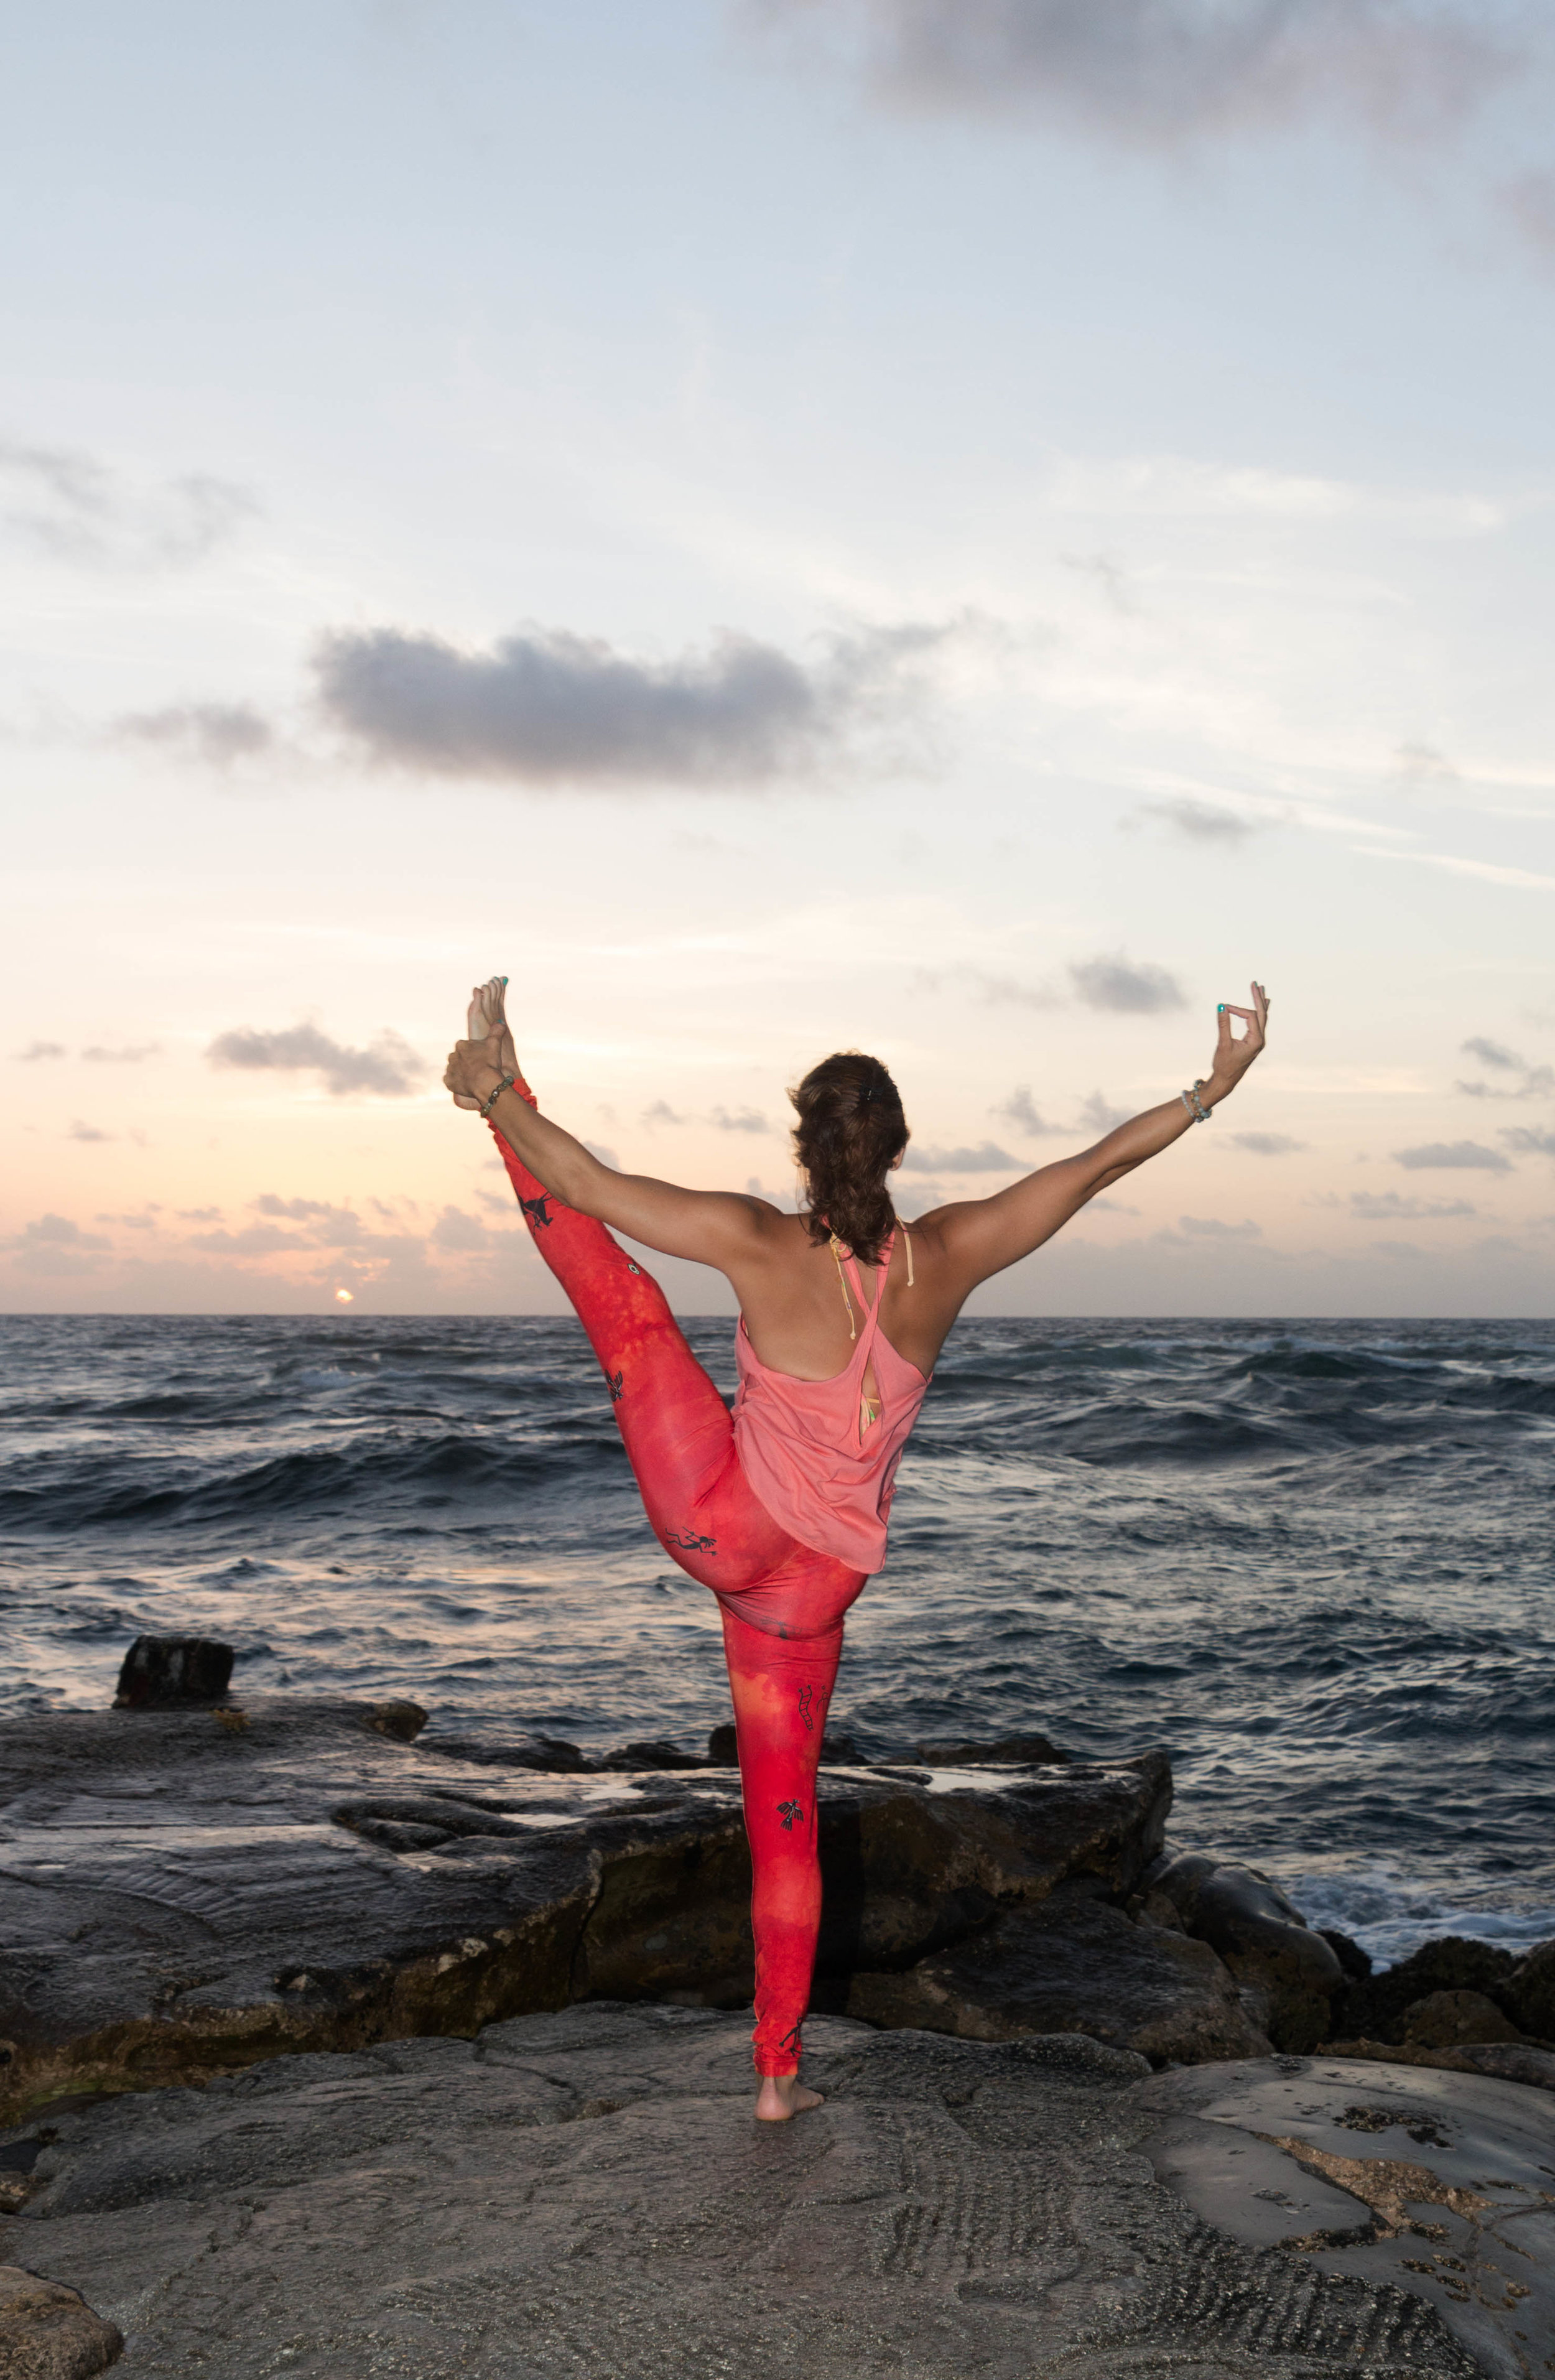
[[597, 1739, 707, 1771], [0, 1703, 1171, 2123], [362, 1701, 426, 1742], [0, 2009, 1486, 2380], [0, 2264, 122, 2377], [111, 1635, 233, 1710], [705, 1724, 737, 1765], [1402, 1988, 1523, 2050], [912, 1733, 1070, 1766], [1319, 2034, 1555, 2094], [419, 1732, 590, 1772], [1152, 1853, 1343, 2053], [844, 1878, 1273, 2065], [1500, 1934, 1555, 2039], [1138, 2050, 1553, 2379], [1335, 1934, 1518, 2047], [1317, 1924, 1372, 1981]]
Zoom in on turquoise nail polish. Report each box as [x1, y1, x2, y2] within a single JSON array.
[[1217, 1003, 1225, 1012]]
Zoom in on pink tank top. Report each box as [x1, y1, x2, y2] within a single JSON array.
[[733, 1229, 931, 1575]]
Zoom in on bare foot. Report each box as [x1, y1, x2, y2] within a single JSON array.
[[452, 976, 513, 1109], [754, 2073, 824, 2122]]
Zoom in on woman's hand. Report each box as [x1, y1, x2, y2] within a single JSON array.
[[443, 1030, 505, 1109], [1204, 981, 1270, 1102]]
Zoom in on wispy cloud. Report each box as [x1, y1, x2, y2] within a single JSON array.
[[1178, 1214, 1261, 1239], [1352, 1189, 1477, 1219], [82, 1042, 161, 1064], [1079, 1090, 1133, 1132], [1502, 1126, 1555, 1158], [710, 1105, 771, 1133], [313, 617, 954, 786], [1455, 1037, 1555, 1100], [14, 1040, 66, 1061], [762, 0, 1520, 145], [993, 1084, 1062, 1136], [1060, 550, 1136, 611], [0, 437, 257, 569], [1127, 797, 1262, 844], [116, 703, 274, 767], [1069, 954, 1186, 1013], [67, 1120, 113, 1143], [1394, 1138, 1512, 1172], [1229, 1131, 1306, 1155], [899, 1140, 1022, 1173], [206, 1022, 424, 1097]]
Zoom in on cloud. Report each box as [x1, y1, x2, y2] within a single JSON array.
[[67, 1120, 113, 1143], [1069, 954, 1186, 1013], [430, 1206, 491, 1252], [175, 1205, 223, 1222], [205, 1023, 423, 1097], [1351, 1189, 1477, 1219], [710, 1105, 771, 1133], [82, 1042, 160, 1064], [1178, 1214, 1262, 1238], [1060, 551, 1136, 611], [2, 1212, 111, 1253], [1503, 169, 1555, 263], [1079, 1090, 1133, 1132], [993, 1084, 1062, 1136], [116, 703, 274, 767], [312, 617, 950, 785], [962, 969, 1063, 1010], [14, 1040, 66, 1061], [899, 1140, 1023, 1173], [186, 1222, 307, 1255], [764, 0, 1518, 144], [253, 1194, 366, 1243], [583, 1140, 620, 1168], [1393, 1139, 1512, 1171], [1128, 797, 1261, 844], [0, 438, 257, 568], [1229, 1131, 1306, 1155], [1455, 1037, 1555, 1100], [1501, 1127, 1555, 1158], [1391, 738, 1460, 789], [641, 1099, 688, 1127]]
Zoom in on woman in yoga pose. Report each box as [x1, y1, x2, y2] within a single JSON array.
[[444, 976, 1269, 2120]]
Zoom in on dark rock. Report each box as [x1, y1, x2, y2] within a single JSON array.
[[597, 1739, 707, 1770], [1335, 1933, 1518, 2047], [0, 2264, 122, 2376], [845, 1877, 1273, 2065], [1314, 2032, 1555, 2093], [1151, 1856, 1342, 2053], [706, 1724, 737, 1765], [1317, 1925, 1371, 1981], [1501, 1934, 1555, 2039], [1401, 1987, 1522, 2049], [362, 1701, 426, 1742], [420, 1732, 590, 1772], [914, 1733, 1070, 1766], [820, 1730, 862, 1765], [0, 2012, 1493, 2380], [0, 1703, 1171, 2124], [111, 1635, 233, 1710]]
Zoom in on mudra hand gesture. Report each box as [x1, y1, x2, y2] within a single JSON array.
[[1204, 982, 1270, 1100]]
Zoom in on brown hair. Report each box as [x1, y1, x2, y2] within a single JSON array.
[[789, 1051, 909, 1267]]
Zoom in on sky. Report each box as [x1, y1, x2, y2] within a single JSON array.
[[4, 0, 1554, 1318]]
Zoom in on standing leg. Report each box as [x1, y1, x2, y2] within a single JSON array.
[[722, 1597, 843, 2095]]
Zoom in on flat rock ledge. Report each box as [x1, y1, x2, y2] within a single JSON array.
[[2, 1698, 1199, 2124], [4, 2008, 1545, 2379]]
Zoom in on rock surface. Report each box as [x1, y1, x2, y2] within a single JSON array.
[[111, 1637, 233, 1712], [1137, 2051, 1555, 2380], [0, 2007, 1499, 2379], [843, 1876, 1274, 2065], [0, 1701, 1177, 2124], [0, 2263, 122, 2378], [1151, 1851, 1345, 2052]]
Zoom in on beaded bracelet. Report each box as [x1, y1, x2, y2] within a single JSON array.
[[1179, 1080, 1212, 1124], [478, 1073, 516, 1119]]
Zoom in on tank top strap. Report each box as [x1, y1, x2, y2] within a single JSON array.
[[842, 1229, 895, 1367]]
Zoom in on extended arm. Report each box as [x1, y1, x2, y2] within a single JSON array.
[[934, 984, 1270, 1291], [443, 1033, 778, 1271]]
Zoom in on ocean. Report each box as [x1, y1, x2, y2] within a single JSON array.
[[2, 1312, 1551, 1971]]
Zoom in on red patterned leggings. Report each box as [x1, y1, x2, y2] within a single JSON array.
[[488, 1109, 866, 2075]]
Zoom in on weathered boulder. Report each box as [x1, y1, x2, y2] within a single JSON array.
[[111, 1635, 232, 1710], [1335, 1933, 1520, 2047], [0, 1702, 1171, 2124], [0, 2009, 1492, 2379], [1402, 1988, 1523, 2049], [912, 1733, 1069, 1765], [0, 2264, 122, 2378], [1151, 1851, 1344, 2052], [1500, 1935, 1555, 2040], [843, 1877, 1273, 2065]]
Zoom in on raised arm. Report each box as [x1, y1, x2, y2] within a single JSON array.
[[443, 1028, 779, 1272], [932, 983, 1270, 1293]]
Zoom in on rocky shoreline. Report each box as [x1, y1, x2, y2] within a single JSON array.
[[3, 1648, 1554, 2374]]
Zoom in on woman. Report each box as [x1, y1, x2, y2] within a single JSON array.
[[444, 975, 1269, 2119]]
